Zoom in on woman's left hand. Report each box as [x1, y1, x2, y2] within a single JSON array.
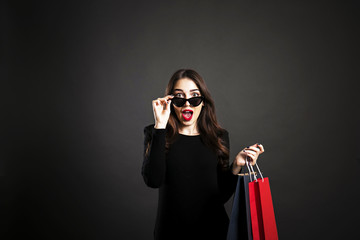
[[232, 143, 265, 175]]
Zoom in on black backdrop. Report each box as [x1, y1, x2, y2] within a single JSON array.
[[3, 0, 359, 239]]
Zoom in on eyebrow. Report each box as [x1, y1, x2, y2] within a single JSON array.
[[173, 89, 200, 92]]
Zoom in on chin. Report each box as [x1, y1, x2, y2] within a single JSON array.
[[181, 121, 193, 126], [183, 117, 199, 126], [177, 116, 195, 126]]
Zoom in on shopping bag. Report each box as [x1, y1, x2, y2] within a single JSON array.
[[249, 163, 278, 240], [227, 173, 253, 240], [258, 177, 278, 239], [249, 178, 262, 240]]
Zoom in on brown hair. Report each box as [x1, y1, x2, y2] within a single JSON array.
[[165, 69, 229, 169]]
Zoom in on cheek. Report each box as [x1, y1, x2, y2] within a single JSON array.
[[193, 107, 203, 118], [173, 107, 181, 116]]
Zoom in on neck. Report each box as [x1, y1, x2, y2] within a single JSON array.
[[178, 124, 199, 136]]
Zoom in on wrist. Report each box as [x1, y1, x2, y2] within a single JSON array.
[[154, 123, 167, 129], [231, 164, 242, 175]]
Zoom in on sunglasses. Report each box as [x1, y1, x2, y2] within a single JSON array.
[[171, 96, 204, 107]]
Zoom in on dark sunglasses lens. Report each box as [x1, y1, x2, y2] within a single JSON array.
[[172, 98, 186, 107], [172, 97, 203, 107], [189, 97, 203, 106]]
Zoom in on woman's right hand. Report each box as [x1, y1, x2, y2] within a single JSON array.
[[152, 95, 174, 129]]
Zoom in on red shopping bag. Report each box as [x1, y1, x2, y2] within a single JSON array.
[[249, 163, 278, 240], [249, 180, 262, 240]]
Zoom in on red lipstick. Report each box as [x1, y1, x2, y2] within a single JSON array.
[[182, 109, 193, 121]]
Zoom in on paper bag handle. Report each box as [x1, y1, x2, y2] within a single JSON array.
[[246, 157, 264, 182]]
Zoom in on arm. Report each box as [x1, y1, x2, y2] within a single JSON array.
[[142, 94, 174, 188], [217, 130, 239, 203], [141, 125, 167, 188]]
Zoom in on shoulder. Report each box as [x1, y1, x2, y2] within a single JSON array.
[[220, 128, 229, 139], [219, 128, 230, 147]]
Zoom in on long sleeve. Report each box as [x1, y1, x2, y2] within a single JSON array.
[[141, 124, 167, 188], [217, 130, 238, 203]]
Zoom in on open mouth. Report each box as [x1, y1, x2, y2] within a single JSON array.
[[181, 109, 193, 121]]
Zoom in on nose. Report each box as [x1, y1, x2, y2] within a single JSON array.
[[184, 99, 191, 106]]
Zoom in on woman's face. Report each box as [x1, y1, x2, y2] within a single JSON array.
[[172, 78, 204, 128]]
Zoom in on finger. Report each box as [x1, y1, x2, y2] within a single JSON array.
[[245, 154, 257, 165], [244, 151, 257, 159], [257, 143, 265, 153], [152, 100, 159, 107], [154, 98, 163, 105], [245, 146, 260, 154], [238, 150, 248, 158], [165, 100, 171, 111], [155, 98, 167, 106], [158, 98, 168, 105], [159, 95, 174, 103], [250, 143, 262, 151], [164, 95, 174, 100], [247, 144, 264, 154], [244, 149, 257, 157], [244, 155, 254, 165], [244, 151, 257, 160]]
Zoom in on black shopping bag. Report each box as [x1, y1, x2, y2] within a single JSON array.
[[227, 174, 253, 240]]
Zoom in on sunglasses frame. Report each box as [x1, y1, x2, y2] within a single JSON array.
[[171, 96, 204, 107]]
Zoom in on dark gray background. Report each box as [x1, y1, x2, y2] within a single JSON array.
[[3, 0, 359, 239]]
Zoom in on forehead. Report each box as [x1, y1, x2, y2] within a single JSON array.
[[173, 78, 199, 92]]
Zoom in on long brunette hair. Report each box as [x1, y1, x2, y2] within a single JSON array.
[[165, 69, 229, 169]]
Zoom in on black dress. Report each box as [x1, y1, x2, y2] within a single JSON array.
[[142, 124, 238, 240]]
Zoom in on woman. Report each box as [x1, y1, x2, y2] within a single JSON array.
[[142, 69, 265, 240]]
